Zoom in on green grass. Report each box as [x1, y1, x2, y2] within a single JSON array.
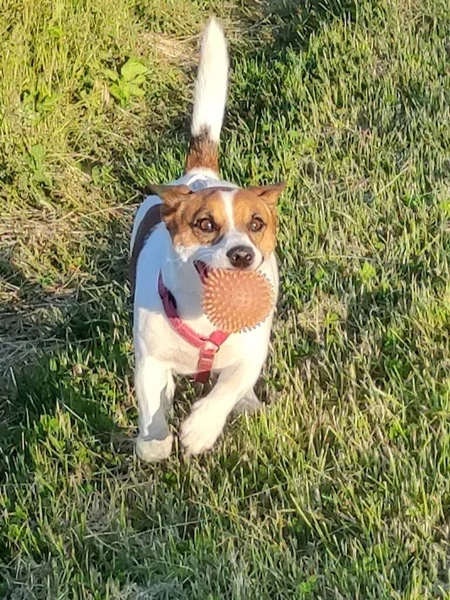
[[1, 0, 450, 597]]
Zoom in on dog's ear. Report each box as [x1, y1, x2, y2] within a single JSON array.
[[246, 182, 285, 208], [147, 184, 194, 211]]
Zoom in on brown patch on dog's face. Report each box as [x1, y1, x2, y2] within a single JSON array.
[[232, 183, 285, 257], [149, 184, 231, 249], [149, 182, 285, 260]]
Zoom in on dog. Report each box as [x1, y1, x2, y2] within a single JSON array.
[[130, 18, 285, 461]]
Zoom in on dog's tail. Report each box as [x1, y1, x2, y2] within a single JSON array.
[[185, 17, 228, 176]]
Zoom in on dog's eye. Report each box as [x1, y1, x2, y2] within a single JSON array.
[[196, 217, 215, 233], [250, 216, 265, 233]]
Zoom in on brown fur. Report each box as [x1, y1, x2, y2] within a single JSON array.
[[232, 183, 285, 256], [231, 190, 276, 257], [150, 185, 231, 248], [185, 127, 219, 174], [246, 183, 285, 210], [147, 182, 285, 256]]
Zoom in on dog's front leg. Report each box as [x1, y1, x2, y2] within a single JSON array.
[[180, 361, 262, 456], [135, 354, 174, 462]]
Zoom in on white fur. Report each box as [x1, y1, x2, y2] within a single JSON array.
[[132, 175, 278, 460], [131, 21, 279, 461], [191, 17, 228, 142], [221, 190, 235, 228]]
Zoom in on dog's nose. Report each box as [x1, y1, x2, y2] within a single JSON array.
[[226, 245, 255, 269]]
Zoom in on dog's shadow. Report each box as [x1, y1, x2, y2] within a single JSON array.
[[0, 209, 137, 479], [0, 226, 270, 479]]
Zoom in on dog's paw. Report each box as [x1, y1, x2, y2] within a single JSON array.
[[233, 389, 262, 415], [180, 400, 226, 456], [136, 433, 173, 463]]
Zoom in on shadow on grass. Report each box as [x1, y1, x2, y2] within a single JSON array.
[[0, 296, 129, 482], [244, 0, 361, 51]]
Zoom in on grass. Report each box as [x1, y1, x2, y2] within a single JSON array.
[[1, 0, 450, 597]]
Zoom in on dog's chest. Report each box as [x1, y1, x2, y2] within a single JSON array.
[[136, 306, 272, 376]]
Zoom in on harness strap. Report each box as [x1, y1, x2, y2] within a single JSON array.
[[158, 273, 229, 382]]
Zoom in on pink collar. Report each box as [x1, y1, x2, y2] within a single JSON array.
[[158, 272, 229, 383]]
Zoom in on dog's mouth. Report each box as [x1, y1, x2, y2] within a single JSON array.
[[194, 260, 211, 284], [194, 258, 265, 283]]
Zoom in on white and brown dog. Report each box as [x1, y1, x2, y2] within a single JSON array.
[[130, 18, 285, 461]]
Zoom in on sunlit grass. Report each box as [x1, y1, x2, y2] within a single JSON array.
[[1, 0, 450, 597]]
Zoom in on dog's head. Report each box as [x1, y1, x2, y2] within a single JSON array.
[[150, 183, 284, 276]]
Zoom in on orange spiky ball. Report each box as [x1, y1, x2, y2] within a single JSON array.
[[203, 269, 274, 333]]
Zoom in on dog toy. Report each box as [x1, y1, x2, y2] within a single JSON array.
[[203, 269, 274, 333]]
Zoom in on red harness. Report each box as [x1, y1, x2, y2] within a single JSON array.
[[158, 273, 229, 383]]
